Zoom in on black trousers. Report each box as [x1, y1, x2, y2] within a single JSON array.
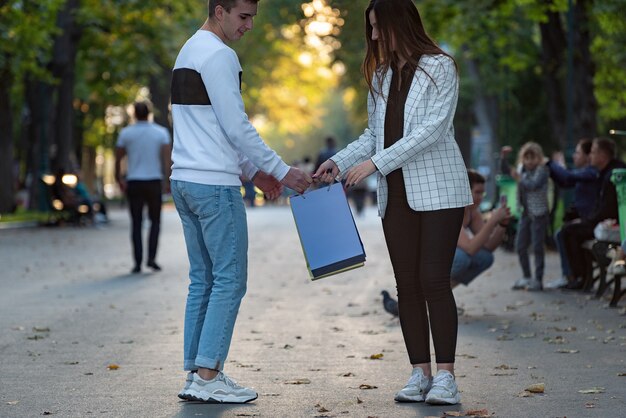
[[127, 180, 162, 267], [561, 221, 595, 279], [382, 173, 464, 364]]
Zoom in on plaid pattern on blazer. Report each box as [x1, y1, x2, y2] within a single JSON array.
[[331, 54, 472, 218]]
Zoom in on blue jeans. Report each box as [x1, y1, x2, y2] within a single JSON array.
[[450, 248, 494, 286], [171, 180, 248, 372], [516, 213, 548, 281]]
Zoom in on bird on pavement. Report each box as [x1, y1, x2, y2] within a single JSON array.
[[381, 290, 399, 317]]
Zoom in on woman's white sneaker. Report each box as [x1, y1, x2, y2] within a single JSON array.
[[394, 367, 431, 402], [182, 372, 258, 403], [425, 370, 461, 405]]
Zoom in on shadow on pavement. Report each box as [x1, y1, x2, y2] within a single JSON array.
[[172, 401, 257, 417]]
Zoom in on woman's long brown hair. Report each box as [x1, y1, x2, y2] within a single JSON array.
[[363, 0, 456, 99]]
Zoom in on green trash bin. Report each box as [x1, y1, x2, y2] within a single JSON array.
[[610, 168, 626, 242], [496, 174, 518, 218]]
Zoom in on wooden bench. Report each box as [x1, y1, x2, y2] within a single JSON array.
[[582, 239, 625, 307]]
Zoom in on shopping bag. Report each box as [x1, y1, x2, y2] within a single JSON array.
[[289, 182, 366, 280]]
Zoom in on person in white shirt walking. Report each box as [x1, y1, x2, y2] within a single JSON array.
[[170, 0, 312, 404], [115, 101, 171, 274], [314, 0, 471, 406]]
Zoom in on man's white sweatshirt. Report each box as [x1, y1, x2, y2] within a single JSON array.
[[170, 30, 289, 186]]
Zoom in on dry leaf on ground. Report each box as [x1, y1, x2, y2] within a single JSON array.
[[107, 364, 120, 370], [466, 409, 491, 417], [6, 401, 19, 405], [578, 387, 605, 394], [369, 353, 384, 360], [444, 412, 463, 417], [556, 349, 579, 354], [284, 378, 311, 385], [358, 384, 378, 389], [525, 383, 545, 393]]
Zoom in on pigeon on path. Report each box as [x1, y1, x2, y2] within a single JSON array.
[[381, 290, 399, 317]]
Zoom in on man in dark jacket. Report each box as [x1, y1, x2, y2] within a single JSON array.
[[560, 137, 626, 289]]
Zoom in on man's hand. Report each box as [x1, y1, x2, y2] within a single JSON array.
[[343, 160, 376, 188], [312, 160, 339, 184], [281, 167, 312, 194], [253, 172, 283, 200], [118, 179, 127, 194]]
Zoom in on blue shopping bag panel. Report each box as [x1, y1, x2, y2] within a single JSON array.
[[290, 183, 365, 279]]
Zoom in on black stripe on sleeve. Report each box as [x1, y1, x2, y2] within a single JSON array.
[[171, 68, 211, 105]]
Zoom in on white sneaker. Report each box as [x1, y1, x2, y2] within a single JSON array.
[[512, 277, 531, 290], [182, 372, 258, 403], [177, 372, 195, 400], [425, 370, 461, 405], [527, 279, 543, 291], [394, 367, 431, 402], [545, 277, 569, 289]]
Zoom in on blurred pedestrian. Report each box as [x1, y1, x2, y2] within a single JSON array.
[[544, 138, 600, 289], [501, 142, 549, 291], [314, 0, 472, 405], [451, 169, 511, 289], [170, 0, 312, 404], [115, 101, 171, 273]]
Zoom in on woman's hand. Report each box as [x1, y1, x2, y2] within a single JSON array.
[[344, 160, 376, 187], [312, 160, 339, 183]]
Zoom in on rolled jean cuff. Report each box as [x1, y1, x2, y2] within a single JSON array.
[[193, 354, 224, 371]]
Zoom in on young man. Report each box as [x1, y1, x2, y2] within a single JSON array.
[[170, 0, 311, 404], [450, 170, 511, 289], [115, 101, 171, 273]]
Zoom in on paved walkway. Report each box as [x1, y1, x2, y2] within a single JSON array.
[[0, 204, 624, 418]]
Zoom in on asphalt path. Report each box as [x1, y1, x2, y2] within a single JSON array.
[[0, 204, 624, 418]]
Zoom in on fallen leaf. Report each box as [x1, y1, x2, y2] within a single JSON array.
[[315, 404, 330, 413], [466, 409, 490, 417], [27, 335, 45, 340], [525, 383, 545, 393], [555, 349, 579, 354], [119, 340, 134, 344], [491, 372, 515, 376], [341, 372, 355, 377], [519, 333, 536, 339], [283, 344, 294, 349], [11, 326, 25, 331], [42, 412, 52, 415], [33, 327, 50, 333], [517, 391, 532, 397], [284, 378, 310, 385], [356, 397, 363, 404], [457, 354, 477, 359], [369, 353, 384, 360], [444, 412, 463, 417], [358, 384, 378, 390], [6, 401, 19, 405], [585, 402, 595, 408], [497, 335, 514, 341], [63, 361, 79, 365], [107, 364, 120, 370], [494, 364, 517, 370], [578, 387, 605, 394], [618, 373, 626, 377], [544, 336, 568, 344]]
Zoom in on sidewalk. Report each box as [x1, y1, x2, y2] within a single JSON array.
[[0, 205, 624, 418]]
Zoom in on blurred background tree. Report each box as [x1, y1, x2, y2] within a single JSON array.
[[1, 0, 625, 214]]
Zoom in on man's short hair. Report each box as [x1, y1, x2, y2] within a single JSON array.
[[577, 138, 592, 155], [134, 102, 150, 120], [593, 137, 616, 159], [467, 169, 485, 188], [208, 0, 259, 17]]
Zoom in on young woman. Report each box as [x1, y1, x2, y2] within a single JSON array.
[[314, 0, 472, 406]]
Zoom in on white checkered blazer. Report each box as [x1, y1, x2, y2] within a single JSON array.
[[331, 54, 472, 218]]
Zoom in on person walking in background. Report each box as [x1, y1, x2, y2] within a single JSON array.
[[314, 0, 472, 405], [451, 169, 511, 289], [314, 136, 337, 173], [544, 138, 600, 289], [170, 0, 311, 404], [501, 142, 550, 291], [115, 101, 171, 274]]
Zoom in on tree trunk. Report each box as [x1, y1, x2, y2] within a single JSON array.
[[539, 11, 567, 150], [572, 0, 597, 140], [149, 61, 173, 133], [50, 0, 82, 173], [0, 68, 15, 213]]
